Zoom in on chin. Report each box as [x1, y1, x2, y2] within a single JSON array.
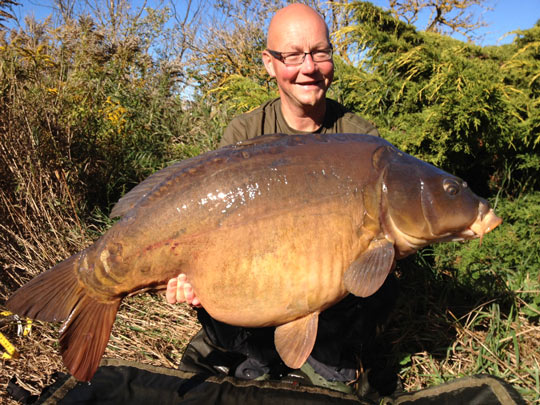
[[295, 92, 324, 107]]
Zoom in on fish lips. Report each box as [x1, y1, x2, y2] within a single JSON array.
[[442, 205, 502, 243], [390, 202, 502, 250], [464, 207, 502, 243]]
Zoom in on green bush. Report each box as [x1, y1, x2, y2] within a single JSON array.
[[431, 192, 540, 318], [335, 2, 539, 195]]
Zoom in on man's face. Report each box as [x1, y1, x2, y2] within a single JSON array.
[[263, 13, 334, 110]]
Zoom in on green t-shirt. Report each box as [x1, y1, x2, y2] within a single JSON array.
[[219, 98, 378, 147]]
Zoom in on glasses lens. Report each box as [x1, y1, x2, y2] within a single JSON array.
[[312, 49, 332, 62], [282, 53, 304, 65]]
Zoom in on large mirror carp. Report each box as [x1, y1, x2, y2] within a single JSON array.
[[6, 133, 502, 381]]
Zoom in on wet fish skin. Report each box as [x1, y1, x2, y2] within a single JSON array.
[[6, 133, 502, 381]]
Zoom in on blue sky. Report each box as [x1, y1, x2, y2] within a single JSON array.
[[5, 0, 539, 46], [373, 0, 539, 46], [477, 0, 539, 45]]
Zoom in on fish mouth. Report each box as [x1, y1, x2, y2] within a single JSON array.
[[385, 202, 502, 258], [458, 207, 502, 243]]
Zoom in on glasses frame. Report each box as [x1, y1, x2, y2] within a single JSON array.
[[265, 47, 333, 66]]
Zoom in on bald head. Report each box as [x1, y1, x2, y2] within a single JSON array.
[[267, 4, 330, 50], [262, 3, 334, 129]]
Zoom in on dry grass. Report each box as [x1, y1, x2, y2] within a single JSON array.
[[0, 110, 89, 300], [397, 306, 540, 396]]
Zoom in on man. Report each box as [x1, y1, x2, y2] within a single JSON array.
[[219, 3, 378, 145], [166, 3, 397, 395]]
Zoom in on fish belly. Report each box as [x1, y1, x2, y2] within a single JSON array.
[[183, 203, 362, 327]]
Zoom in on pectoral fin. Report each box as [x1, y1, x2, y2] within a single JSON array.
[[344, 239, 395, 297], [274, 312, 319, 369]]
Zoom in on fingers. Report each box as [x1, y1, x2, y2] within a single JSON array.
[[183, 281, 193, 303], [166, 277, 182, 304], [176, 274, 188, 303], [166, 274, 202, 308], [183, 283, 201, 307]]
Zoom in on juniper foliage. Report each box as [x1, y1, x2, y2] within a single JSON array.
[[335, 2, 539, 195]]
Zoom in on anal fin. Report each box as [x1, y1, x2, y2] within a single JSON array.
[[344, 238, 395, 297], [274, 312, 319, 369]]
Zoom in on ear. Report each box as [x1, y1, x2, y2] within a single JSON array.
[[262, 50, 276, 78]]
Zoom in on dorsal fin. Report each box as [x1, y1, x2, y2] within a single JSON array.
[[111, 161, 178, 218]]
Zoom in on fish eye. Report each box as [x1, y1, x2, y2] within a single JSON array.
[[443, 179, 461, 196]]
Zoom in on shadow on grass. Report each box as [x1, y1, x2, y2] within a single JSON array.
[[362, 251, 517, 396]]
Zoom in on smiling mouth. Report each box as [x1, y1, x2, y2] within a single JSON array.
[[296, 80, 322, 86]]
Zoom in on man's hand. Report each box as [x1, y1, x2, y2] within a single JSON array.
[[166, 274, 202, 307]]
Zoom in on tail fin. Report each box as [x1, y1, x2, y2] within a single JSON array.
[[6, 254, 120, 381]]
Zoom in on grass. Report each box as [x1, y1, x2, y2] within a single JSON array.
[[392, 295, 540, 400]]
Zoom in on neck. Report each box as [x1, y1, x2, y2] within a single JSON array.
[[280, 99, 326, 132]]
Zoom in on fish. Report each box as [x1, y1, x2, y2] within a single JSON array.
[[6, 133, 502, 381]]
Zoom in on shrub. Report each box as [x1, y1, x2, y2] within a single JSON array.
[[336, 2, 539, 195]]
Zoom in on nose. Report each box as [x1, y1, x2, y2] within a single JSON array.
[[300, 53, 316, 74]]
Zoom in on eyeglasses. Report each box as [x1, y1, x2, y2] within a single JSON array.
[[266, 48, 333, 66]]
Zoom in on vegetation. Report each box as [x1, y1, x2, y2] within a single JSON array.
[[0, 0, 538, 403], [335, 2, 539, 195]]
